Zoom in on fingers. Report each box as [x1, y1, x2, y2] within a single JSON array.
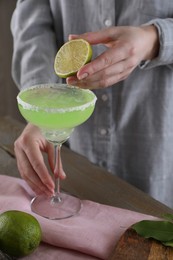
[[53, 153, 66, 180], [67, 38, 137, 89], [79, 42, 134, 78], [16, 150, 50, 196], [14, 136, 54, 196], [67, 56, 137, 89], [69, 27, 118, 45], [68, 67, 134, 89], [68, 26, 150, 89], [25, 141, 55, 191], [15, 123, 68, 197], [47, 144, 66, 180]]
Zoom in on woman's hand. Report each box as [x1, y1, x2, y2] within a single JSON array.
[[14, 123, 66, 196], [67, 25, 159, 89]]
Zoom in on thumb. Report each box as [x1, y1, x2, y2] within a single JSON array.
[[69, 28, 115, 45], [54, 155, 66, 180]]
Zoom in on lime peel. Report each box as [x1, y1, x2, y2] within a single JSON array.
[[0, 210, 42, 257]]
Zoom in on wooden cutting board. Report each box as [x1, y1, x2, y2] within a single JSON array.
[[109, 228, 173, 260]]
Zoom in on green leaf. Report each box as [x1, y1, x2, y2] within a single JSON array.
[[162, 213, 173, 222], [162, 240, 173, 247], [132, 220, 173, 242]]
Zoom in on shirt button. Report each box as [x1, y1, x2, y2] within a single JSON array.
[[104, 19, 112, 27], [101, 94, 108, 102], [100, 128, 107, 135], [99, 161, 107, 168]]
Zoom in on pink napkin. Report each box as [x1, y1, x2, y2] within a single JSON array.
[[0, 175, 157, 259], [22, 243, 99, 260]]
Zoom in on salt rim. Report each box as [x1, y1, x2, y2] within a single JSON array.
[[17, 83, 97, 113]]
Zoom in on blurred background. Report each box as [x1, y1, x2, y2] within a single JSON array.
[[0, 0, 23, 122]]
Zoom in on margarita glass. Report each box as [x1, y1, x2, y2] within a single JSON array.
[[17, 83, 97, 219]]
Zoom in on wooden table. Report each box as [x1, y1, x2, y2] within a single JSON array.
[[0, 115, 173, 219]]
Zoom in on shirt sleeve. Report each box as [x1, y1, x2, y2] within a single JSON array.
[[11, 0, 59, 90], [139, 18, 173, 70]]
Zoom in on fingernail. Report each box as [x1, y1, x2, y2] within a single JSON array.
[[46, 189, 53, 197], [69, 34, 79, 40], [78, 73, 89, 80], [61, 170, 66, 179], [45, 184, 54, 194], [47, 186, 54, 193]]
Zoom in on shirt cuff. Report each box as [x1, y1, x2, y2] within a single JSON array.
[[139, 18, 173, 69]]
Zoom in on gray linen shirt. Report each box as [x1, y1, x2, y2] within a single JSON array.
[[11, 0, 173, 207]]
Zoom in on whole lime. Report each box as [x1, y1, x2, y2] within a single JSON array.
[[0, 210, 42, 257]]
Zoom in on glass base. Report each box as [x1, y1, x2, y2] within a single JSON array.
[[31, 192, 82, 220]]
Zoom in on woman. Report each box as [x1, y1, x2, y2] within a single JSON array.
[[11, 0, 173, 207]]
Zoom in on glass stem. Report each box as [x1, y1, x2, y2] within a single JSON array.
[[53, 143, 62, 201]]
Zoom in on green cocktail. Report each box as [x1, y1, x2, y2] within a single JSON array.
[[18, 84, 96, 142], [18, 84, 95, 129], [17, 83, 97, 219]]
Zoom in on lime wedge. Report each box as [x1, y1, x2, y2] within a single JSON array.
[[54, 39, 92, 78]]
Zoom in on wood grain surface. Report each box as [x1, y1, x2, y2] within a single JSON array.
[[109, 228, 173, 260]]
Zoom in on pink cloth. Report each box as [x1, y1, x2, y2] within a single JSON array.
[[0, 175, 157, 259], [22, 243, 99, 260]]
